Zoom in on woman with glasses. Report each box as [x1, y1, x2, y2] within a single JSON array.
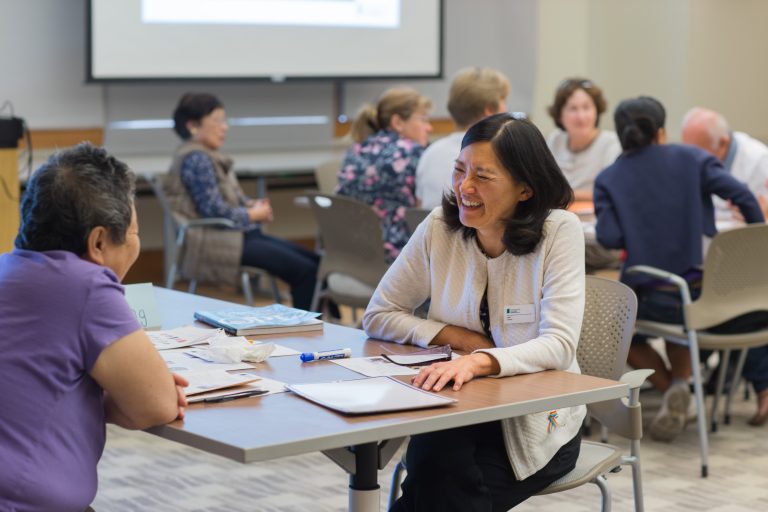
[[365, 113, 585, 511], [165, 92, 320, 310], [546, 78, 621, 201], [0, 144, 186, 511], [336, 87, 432, 263]]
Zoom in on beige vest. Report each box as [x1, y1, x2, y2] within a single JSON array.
[[164, 142, 245, 286]]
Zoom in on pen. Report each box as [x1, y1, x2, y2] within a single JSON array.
[[203, 388, 268, 403], [300, 348, 353, 362]]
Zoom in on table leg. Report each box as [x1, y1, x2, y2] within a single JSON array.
[[348, 442, 380, 512]]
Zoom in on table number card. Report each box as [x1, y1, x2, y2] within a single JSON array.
[[124, 282, 161, 330]]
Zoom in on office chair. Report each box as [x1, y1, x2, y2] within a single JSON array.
[[628, 223, 768, 478], [143, 173, 282, 306], [306, 193, 388, 325], [389, 276, 650, 512], [404, 207, 430, 234], [313, 159, 343, 195]]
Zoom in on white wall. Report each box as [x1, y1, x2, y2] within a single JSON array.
[[1, 0, 538, 154], [532, 0, 768, 142]]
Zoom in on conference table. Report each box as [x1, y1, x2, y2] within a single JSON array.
[[149, 287, 628, 512]]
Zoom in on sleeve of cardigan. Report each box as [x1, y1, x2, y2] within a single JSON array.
[[362, 212, 448, 348], [475, 213, 586, 377], [594, 174, 626, 249], [702, 156, 765, 223], [179, 152, 251, 228]]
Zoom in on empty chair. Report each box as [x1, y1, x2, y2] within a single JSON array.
[[314, 159, 343, 195], [629, 223, 768, 478], [389, 276, 650, 512], [143, 173, 282, 306], [306, 193, 388, 324]]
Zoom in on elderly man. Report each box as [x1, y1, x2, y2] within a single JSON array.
[[682, 107, 768, 426], [682, 107, 768, 217]]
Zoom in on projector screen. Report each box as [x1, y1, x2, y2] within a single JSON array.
[[87, 0, 443, 81]]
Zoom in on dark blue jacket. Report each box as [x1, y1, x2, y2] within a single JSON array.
[[594, 143, 764, 287]]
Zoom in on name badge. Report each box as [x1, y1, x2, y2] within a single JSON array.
[[504, 304, 535, 324]]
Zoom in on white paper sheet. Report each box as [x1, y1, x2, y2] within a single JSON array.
[[180, 370, 261, 396], [160, 349, 255, 372], [148, 325, 221, 350], [187, 376, 288, 403]]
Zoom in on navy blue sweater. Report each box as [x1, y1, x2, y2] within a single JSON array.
[[594, 143, 764, 287]]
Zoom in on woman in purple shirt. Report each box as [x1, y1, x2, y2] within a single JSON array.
[[0, 143, 185, 511]]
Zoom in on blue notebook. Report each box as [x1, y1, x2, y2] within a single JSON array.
[[194, 304, 323, 336]]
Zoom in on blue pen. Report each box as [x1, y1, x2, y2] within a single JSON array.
[[300, 348, 352, 362]]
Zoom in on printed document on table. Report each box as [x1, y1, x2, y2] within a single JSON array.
[[160, 349, 255, 372], [181, 370, 260, 396], [187, 376, 288, 403], [332, 356, 420, 377], [148, 325, 221, 350]]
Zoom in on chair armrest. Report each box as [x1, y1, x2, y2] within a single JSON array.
[[625, 265, 685, 287], [185, 218, 237, 229], [620, 369, 655, 390], [625, 265, 693, 305]]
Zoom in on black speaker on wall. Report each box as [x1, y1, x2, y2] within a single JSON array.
[[0, 117, 24, 148]]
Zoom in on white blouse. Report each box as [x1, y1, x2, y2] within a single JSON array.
[[363, 207, 587, 479]]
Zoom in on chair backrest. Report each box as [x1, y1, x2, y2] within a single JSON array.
[[142, 173, 180, 233], [687, 223, 768, 330], [404, 207, 430, 234], [577, 276, 638, 381], [314, 159, 343, 195], [306, 193, 389, 288], [578, 276, 641, 440]]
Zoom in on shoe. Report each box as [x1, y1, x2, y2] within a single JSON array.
[[748, 389, 768, 426], [650, 383, 690, 442]]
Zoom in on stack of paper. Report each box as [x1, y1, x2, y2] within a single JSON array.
[[148, 325, 222, 350]]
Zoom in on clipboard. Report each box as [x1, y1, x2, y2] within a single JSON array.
[[287, 376, 457, 415]]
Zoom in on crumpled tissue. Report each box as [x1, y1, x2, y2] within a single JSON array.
[[205, 332, 275, 363]]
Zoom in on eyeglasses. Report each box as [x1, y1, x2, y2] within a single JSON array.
[[557, 79, 594, 91]]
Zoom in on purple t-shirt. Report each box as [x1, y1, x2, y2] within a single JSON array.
[[0, 249, 140, 511]]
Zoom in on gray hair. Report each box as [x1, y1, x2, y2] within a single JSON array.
[[682, 107, 730, 150], [16, 142, 135, 255]]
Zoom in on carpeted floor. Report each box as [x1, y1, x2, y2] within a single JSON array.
[[95, 284, 768, 511], [93, 381, 768, 511]]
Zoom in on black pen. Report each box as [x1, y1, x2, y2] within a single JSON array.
[[203, 388, 268, 403]]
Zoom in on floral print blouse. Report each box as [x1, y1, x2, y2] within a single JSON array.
[[336, 130, 425, 263], [179, 151, 253, 230]]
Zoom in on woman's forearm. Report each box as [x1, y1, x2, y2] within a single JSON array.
[[431, 324, 495, 352]]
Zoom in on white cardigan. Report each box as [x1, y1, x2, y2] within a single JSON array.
[[363, 207, 586, 479]]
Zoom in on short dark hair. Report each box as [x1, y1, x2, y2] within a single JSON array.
[[172, 92, 224, 140], [547, 78, 608, 131], [15, 142, 135, 255], [442, 113, 573, 255], [614, 96, 666, 152]]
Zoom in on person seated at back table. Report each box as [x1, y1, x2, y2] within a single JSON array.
[[682, 106, 768, 220], [415, 66, 510, 210], [0, 143, 187, 512], [365, 113, 585, 511], [336, 86, 432, 263], [546, 77, 621, 202], [594, 96, 766, 441], [165, 92, 320, 310], [547, 77, 622, 272]]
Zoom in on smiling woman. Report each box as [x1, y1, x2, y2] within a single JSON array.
[[546, 78, 621, 201], [363, 113, 587, 511]]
